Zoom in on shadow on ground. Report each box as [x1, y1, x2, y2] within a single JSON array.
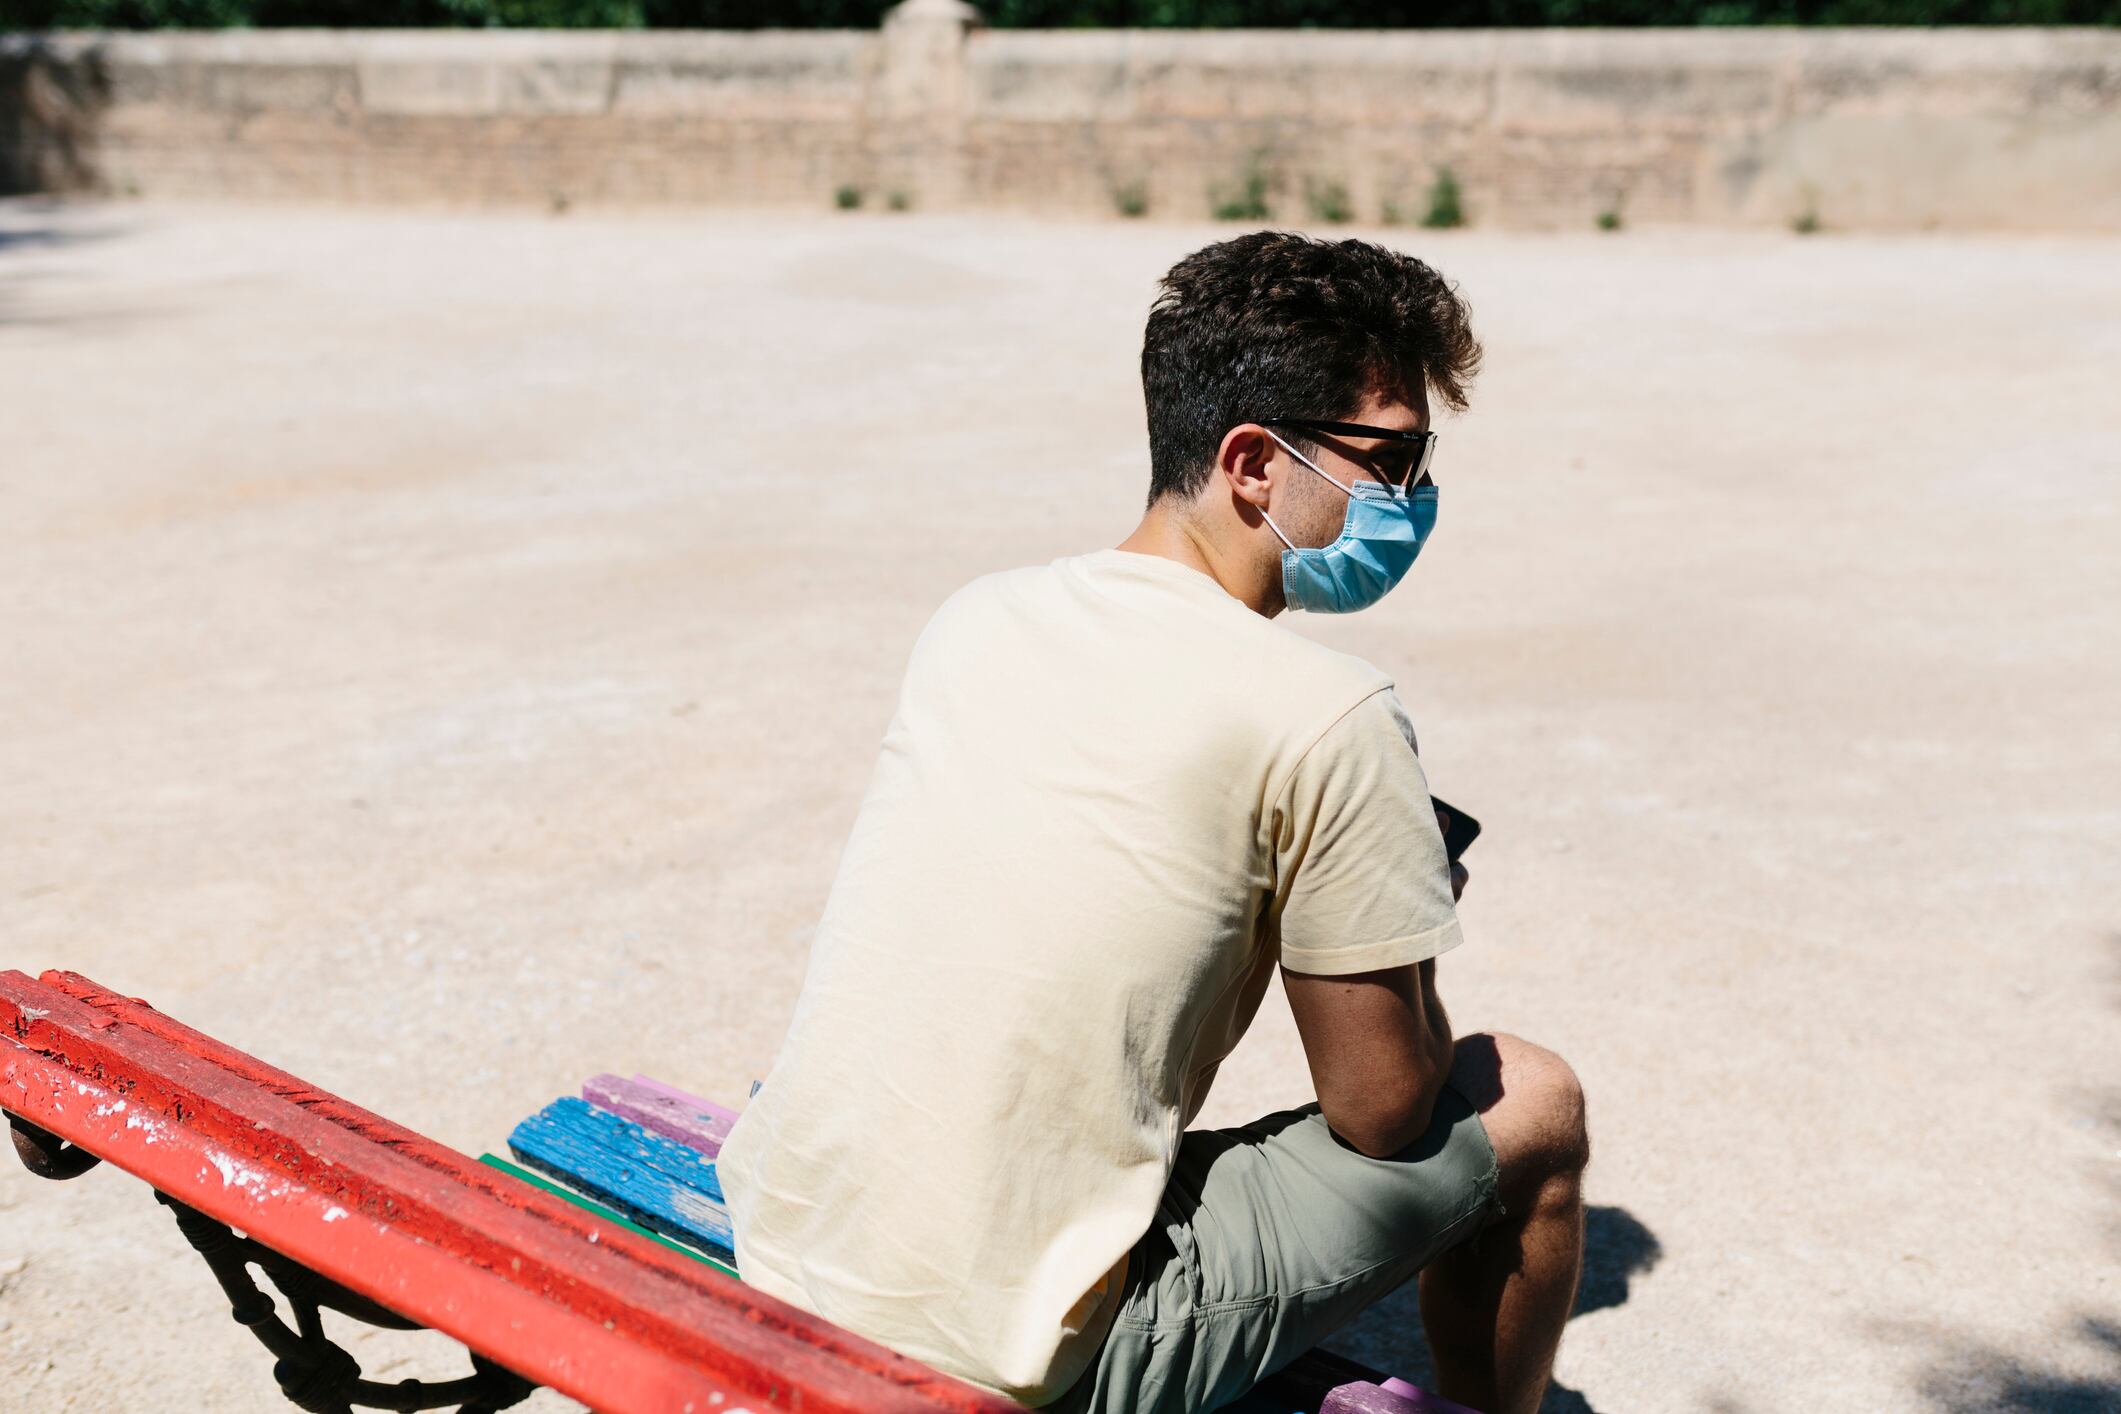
[[0, 197, 132, 328], [1910, 1315, 2121, 1413], [1905, 934, 2121, 1411], [1318, 1204, 1661, 1414]]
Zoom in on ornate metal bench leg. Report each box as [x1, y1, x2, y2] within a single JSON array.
[[150, 1190, 538, 1413], [7, 1111, 103, 1180], [5, 1105, 536, 1411]]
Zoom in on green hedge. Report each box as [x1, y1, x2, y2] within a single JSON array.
[[3, 0, 2113, 28]]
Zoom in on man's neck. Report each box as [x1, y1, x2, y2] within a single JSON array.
[[1116, 500, 1283, 618]]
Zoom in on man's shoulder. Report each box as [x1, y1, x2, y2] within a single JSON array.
[[912, 552, 1152, 645], [1269, 627, 1397, 699], [912, 559, 1062, 642], [918, 551, 1394, 714]]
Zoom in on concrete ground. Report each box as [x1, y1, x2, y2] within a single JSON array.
[[0, 198, 2115, 1413]]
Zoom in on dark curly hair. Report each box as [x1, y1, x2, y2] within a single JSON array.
[[1140, 231, 1483, 504]]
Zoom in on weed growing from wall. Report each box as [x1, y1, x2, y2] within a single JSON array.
[[1792, 184, 1822, 233], [1210, 153, 1273, 220], [1305, 177, 1353, 225], [1421, 166, 1465, 228]]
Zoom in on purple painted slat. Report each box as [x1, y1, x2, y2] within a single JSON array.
[[583, 1074, 735, 1157], [630, 1074, 744, 1128]]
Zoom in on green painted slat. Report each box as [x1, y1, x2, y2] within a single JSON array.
[[477, 1152, 741, 1281]]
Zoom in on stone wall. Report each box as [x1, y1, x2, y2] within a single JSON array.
[[0, 29, 882, 205], [5, 4, 2119, 230]]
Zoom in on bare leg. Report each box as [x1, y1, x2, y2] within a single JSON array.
[[1417, 1033, 1590, 1414]]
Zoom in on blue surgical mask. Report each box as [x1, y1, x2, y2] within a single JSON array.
[[1259, 428, 1437, 614]]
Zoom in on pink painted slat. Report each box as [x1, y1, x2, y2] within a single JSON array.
[[583, 1073, 734, 1156], [1320, 1382, 1481, 1414], [629, 1073, 744, 1126]]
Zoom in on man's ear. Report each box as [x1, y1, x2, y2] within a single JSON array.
[[1216, 423, 1276, 512]]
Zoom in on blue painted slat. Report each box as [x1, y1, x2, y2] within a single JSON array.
[[507, 1096, 733, 1257]]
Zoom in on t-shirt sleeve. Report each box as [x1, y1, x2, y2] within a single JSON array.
[[1269, 686, 1465, 976]]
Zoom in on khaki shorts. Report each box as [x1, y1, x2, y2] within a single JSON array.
[[1042, 1085, 1502, 1414]]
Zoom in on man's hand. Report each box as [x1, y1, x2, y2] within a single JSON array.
[[1436, 804, 1469, 902]]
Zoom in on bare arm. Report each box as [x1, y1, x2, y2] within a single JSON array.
[[1272, 700, 1470, 1158], [1283, 956, 1455, 1158]]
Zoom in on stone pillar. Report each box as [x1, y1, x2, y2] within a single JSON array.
[[0, 40, 111, 195], [872, 0, 982, 209]]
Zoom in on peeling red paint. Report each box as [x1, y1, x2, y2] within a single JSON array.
[[2, 970, 1025, 1414]]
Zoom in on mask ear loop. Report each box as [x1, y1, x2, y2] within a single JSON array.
[[1263, 427, 1357, 497], [1255, 426, 1306, 551], [1258, 425, 1353, 553]]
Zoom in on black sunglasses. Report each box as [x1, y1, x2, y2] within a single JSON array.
[[1259, 416, 1438, 490]]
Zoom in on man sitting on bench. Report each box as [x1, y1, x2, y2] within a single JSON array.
[[717, 232, 1592, 1414]]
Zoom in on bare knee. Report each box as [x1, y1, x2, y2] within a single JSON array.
[[1449, 1032, 1590, 1203]]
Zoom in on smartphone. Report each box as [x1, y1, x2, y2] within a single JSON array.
[[1430, 795, 1482, 864]]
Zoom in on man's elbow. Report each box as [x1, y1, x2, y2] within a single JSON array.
[[1324, 1070, 1451, 1159]]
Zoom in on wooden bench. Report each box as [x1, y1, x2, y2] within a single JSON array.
[[3, 968, 1472, 1414]]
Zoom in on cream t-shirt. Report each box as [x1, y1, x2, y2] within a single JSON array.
[[716, 547, 1464, 1406]]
